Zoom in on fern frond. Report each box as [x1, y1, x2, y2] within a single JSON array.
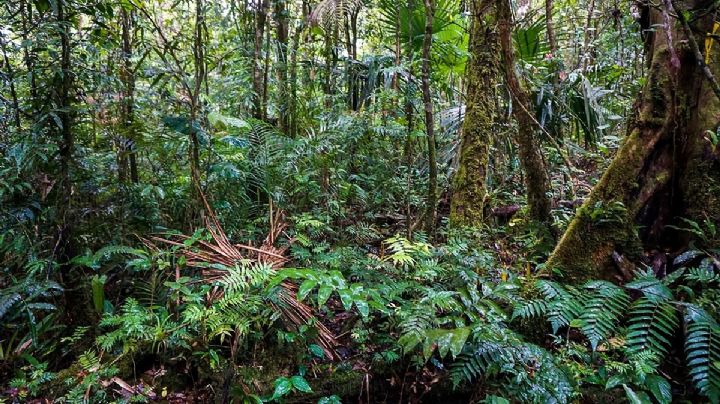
[[536, 280, 574, 300], [93, 245, 147, 263], [450, 329, 573, 402], [220, 262, 273, 294], [135, 270, 168, 309], [684, 305, 720, 401], [0, 293, 22, 319], [398, 309, 436, 352], [512, 299, 547, 320], [579, 281, 630, 350], [310, 0, 364, 30], [626, 271, 674, 301], [626, 297, 678, 357], [686, 265, 720, 284], [536, 280, 582, 333]]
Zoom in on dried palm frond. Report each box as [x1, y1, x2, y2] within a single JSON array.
[[310, 0, 363, 30], [151, 193, 337, 358]]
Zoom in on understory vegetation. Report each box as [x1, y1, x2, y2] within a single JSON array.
[[1, 0, 720, 402]]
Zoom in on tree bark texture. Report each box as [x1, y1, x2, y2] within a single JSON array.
[[546, 0, 720, 283], [449, 0, 502, 227], [119, 7, 139, 184], [422, 0, 437, 233], [498, 0, 553, 224], [275, 0, 290, 133], [253, 0, 270, 120]]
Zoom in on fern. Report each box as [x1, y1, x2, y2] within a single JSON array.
[[398, 308, 436, 353], [535, 280, 583, 333], [626, 270, 674, 300], [626, 297, 678, 357], [220, 262, 273, 294], [535, 280, 570, 300], [450, 326, 573, 403], [579, 281, 630, 350], [135, 269, 168, 309], [686, 265, 720, 284], [0, 278, 62, 326], [0, 292, 22, 319], [71, 245, 147, 270], [684, 305, 720, 401], [78, 350, 101, 372], [512, 299, 548, 320]]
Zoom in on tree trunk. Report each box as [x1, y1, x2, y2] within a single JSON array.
[[21, 0, 39, 122], [546, 0, 720, 283], [545, 0, 557, 56], [253, 0, 270, 120], [421, 0, 437, 234], [119, 7, 139, 184], [497, 0, 552, 224], [274, 0, 289, 133], [288, 18, 303, 138], [322, 24, 338, 106], [351, 10, 359, 109], [53, 0, 75, 264], [262, 24, 271, 120], [580, 0, 596, 71], [449, 0, 501, 227], [189, 0, 205, 218], [0, 30, 21, 130]]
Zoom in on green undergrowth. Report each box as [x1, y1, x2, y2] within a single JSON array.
[[2, 219, 719, 403]]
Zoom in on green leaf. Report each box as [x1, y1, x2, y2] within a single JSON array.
[[623, 384, 652, 404], [427, 329, 453, 358], [448, 327, 470, 359], [208, 111, 250, 130], [290, 375, 312, 393], [398, 333, 421, 354], [317, 286, 333, 306], [337, 288, 353, 311], [34, 0, 50, 13], [91, 275, 106, 315], [309, 344, 325, 358], [271, 377, 292, 399], [317, 395, 342, 404], [297, 280, 317, 302], [422, 335, 435, 360], [605, 375, 624, 390], [645, 375, 672, 404], [674, 250, 703, 266], [482, 396, 510, 404], [354, 299, 369, 318]]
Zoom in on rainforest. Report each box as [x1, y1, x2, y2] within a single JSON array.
[[1, 0, 720, 402]]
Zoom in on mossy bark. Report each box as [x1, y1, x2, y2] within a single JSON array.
[[449, 0, 502, 227], [546, 1, 720, 283], [422, 0, 438, 233], [498, 0, 552, 224]]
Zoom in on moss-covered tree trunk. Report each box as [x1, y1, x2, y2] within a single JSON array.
[[274, 0, 290, 133], [498, 0, 552, 224], [546, 0, 720, 283], [422, 0, 438, 233], [449, 0, 501, 227]]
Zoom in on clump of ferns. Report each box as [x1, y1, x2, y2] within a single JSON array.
[[97, 262, 277, 361], [449, 324, 575, 403], [511, 267, 720, 402]]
